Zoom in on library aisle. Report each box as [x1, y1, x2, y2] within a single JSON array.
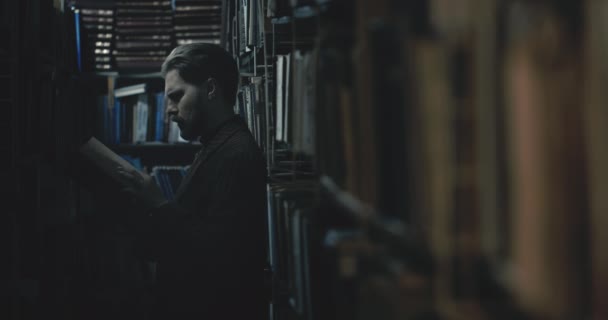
[[3, 0, 607, 320]]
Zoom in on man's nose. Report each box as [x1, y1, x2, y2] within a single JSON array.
[[166, 103, 177, 115], [165, 104, 177, 123]]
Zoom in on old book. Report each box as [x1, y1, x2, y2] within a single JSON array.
[[113, 49, 169, 56], [116, 27, 173, 35], [116, 41, 172, 49], [116, 34, 172, 41], [174, 24, 221, 31], [116, 20, 173, 27], [116, 8, 173, 16], [115, 1, 172, 7], [80, 8, 114, 16], [176, 39, 221, 45], [82, 16, 114, 24], [77, 136, 142, 189]]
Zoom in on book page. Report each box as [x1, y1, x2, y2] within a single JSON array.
[[79, 136, 141, 186]]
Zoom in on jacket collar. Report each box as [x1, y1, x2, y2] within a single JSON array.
[[173, 115, 246, 200], [196, 115, 245, 165]]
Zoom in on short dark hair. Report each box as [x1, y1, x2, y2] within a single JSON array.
[[161, 43, 239, 106]]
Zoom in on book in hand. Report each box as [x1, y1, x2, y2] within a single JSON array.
[[75, 136, 144, 195]]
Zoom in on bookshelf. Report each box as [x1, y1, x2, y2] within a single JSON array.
[[223, 1, 602, 320], [7, 1, 221, 319], [221, 2, 322, 320]]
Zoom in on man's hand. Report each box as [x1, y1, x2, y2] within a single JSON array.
[[116, 166, 168, 209]]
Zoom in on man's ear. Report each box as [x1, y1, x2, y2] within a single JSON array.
[[206, 78, 219, 100]]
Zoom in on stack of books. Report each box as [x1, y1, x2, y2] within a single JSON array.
[[174, 0, 223, 46], [73, 4, 115, 71], [114, 0, 174, 71]]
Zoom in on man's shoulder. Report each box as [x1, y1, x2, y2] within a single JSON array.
[[225, 126, 262, 151], [216, 127, 264, 163]]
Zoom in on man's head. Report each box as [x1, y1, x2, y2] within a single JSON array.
[[161, 43, 239, 140]]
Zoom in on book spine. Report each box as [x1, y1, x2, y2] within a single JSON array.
[[74, 8, 82, 71], [114, 99, 121, 145], [103, 95, 110, 143], [160, 169, 173, 200], [155, 92, 164, 141]]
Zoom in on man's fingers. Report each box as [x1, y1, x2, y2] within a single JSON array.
[[117, 166, 135, 178], [116, 170, 134, 185], [117, 166, 143, 187]]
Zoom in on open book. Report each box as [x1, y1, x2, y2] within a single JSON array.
[[77, 136, 143, 191]]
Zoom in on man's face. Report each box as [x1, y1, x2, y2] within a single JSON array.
[[164, 69, 207, 140]]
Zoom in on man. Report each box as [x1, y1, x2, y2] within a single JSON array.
[[117, 43, 268, 319]]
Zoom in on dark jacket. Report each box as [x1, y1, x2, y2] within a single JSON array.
[[136, 115, 268, 319]]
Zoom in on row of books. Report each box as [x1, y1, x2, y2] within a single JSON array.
[[236, 78, 265, 151], [74, 5, 115, 71], [273, 51, 316, 155], [71, 0, 224, 72], [152, 165, 188, 201], [227, 0, 264, 56], [174, 0, 222, 46], [96, 89, 185, 145], [114, 1, 173, 71], [110, 153, 188, 202], [267, 181, 317, 320], [308, 1, 598, 319]]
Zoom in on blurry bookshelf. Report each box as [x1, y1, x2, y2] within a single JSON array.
[[224, 1, 605, 320]]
